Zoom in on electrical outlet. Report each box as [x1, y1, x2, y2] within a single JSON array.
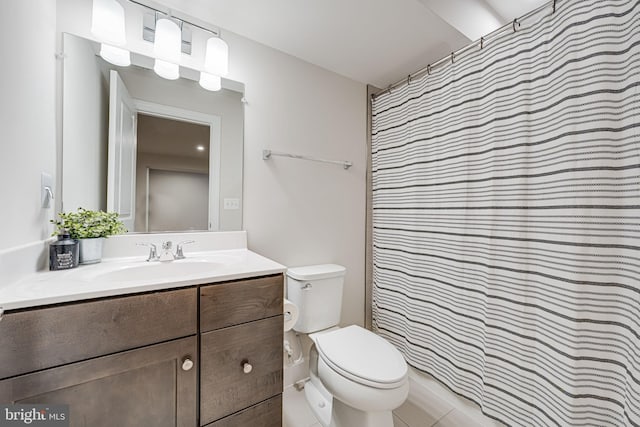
[[223, 198, 240, 210]]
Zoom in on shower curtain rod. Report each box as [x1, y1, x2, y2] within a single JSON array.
[[371, 0, 557, 99]]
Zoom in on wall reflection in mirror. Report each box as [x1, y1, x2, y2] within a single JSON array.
[[61, 32, 244, 233]]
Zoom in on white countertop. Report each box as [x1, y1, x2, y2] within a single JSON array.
[[0, 249, 286, 311]]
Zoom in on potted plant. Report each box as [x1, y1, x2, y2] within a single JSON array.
[[51, 208, 127, 264]]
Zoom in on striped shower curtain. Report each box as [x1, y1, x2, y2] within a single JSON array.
[[371, 1, 640, 426]]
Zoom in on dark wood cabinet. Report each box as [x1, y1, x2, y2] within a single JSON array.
[[200, 316, 283, 425], [0, 337, 197, 427], [0, 273, 284, 427], [200, 275, 283, 332], [199, 275, 283, 425]]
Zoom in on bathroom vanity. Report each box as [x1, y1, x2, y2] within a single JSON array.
[[0, 238, 285, 427]]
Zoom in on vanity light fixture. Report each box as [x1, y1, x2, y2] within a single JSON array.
[[91, 0, 126, 45], [199, 72, 221, 92], [154, 18, 181, 63], [110, 1, 230, 85], [203, 36, 229, 77], [200, 36, 227, 91], [196, 145, 206, 152], [153, 18, 182, 80], [91, 0, 131, 66]]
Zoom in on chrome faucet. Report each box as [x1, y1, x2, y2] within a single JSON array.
[[158, 241, 175, 262], [175, 240, 195, 259], [136, 243, 158, 262], [137, 240, 196, 262]]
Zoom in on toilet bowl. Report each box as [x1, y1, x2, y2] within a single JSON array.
[[286, 265, 409, 427]]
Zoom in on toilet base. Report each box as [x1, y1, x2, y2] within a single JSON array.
[[304, 377, 333, 427], [304, 374, 396, 427], [331, 398, 394, 427]]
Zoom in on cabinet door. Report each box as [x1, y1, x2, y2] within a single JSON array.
[[200, 316, 283, 425], [0, 336, 197, 427], [204, 395, 282, 427]]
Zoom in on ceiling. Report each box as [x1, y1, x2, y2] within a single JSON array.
[[154, 0, 548, 88], [138, 114, 210, 160]]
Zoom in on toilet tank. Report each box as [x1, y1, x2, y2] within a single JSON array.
[[286, 264, 346, 333]]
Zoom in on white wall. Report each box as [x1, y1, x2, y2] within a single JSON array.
[[134, 152, 208, 231], [230, 34, 367, 327], [56, 0, 367, 327], [0, 0, 57, 251], [146, 169, 209, 232]]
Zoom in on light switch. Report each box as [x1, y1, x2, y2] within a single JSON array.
[[223, 198, 240, 210]]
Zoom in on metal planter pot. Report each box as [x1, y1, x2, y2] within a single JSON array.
[[79, 237, 104, 264]]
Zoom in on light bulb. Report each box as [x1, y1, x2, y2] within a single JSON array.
[[154, 59, 180, 80], [199, 72, 221, 91], [154, 18, 181, 63], [203, 37, 228, 76], [99, 44, 131, 67], [91, 0, 126, 46]]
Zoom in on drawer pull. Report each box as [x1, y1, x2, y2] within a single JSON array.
[[182, 357, 194, 371], [242, 360, 253, 374]]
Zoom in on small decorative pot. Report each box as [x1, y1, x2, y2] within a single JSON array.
[[79, 237, 105, 264]]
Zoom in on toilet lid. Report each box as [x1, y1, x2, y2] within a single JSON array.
[[315, 325, 408, 388]]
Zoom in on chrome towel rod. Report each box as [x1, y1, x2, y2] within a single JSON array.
[[262, 149, 353, 170]]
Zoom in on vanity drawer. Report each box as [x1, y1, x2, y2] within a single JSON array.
[[200, 274, 283, 332], [203, 395, 282, 427], [200, 315, 283, 425], [0, 288, 197, 379]]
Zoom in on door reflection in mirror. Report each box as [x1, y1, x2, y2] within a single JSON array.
[[137, 115, 211, 232]]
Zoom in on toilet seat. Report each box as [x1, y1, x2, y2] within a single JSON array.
[[314, 325, 408, 389]]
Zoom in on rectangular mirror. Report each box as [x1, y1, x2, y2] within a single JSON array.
[[61, 32, 244, 233]]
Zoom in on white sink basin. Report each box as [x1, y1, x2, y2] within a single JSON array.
[[72, 253, 245, 285], [89, 259, 222, 283]]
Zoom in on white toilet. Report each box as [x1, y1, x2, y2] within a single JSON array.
[[287, 264, 409, 427]]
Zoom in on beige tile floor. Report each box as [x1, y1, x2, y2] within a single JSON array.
[[283, 384, 482, 427]]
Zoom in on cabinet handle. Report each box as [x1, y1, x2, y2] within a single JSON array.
[[242, 359, 253, 374], [182, 357, 194, 371]]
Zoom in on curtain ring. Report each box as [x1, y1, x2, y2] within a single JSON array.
[[553, 0, 557, 13], [480, 36, 484, 49], [513, 18, 518, 32], [451, 52, 455, 63], [407, 75, 411, 85], [427, 64, 431, 75]]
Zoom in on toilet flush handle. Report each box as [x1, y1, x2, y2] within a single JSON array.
[[302, 283, 312, 290]]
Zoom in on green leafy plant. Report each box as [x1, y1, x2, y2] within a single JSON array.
[[51, 208, 127, 239]]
